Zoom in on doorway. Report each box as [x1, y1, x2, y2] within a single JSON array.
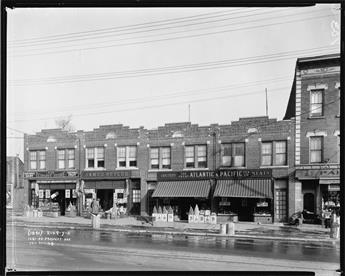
[[97, 189, 114, 211], [50, 189, 66, 215], [303, 193, 315, 213]]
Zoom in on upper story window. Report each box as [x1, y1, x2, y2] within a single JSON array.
[[310, 89, 323, 117], [150, 147, 171, 169], [221, 143, 245, 167], [185, 145, 207, 168], [86, 147, 105, 169], [57, 149, 75, 169], [261, 141, 287, 166], [117, 146, 137, 168], [58, 150, 65, 169], [310, 136, 323, 163], [29, 150, 46, 170]]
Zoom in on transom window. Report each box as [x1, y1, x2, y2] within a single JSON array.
[[261, 141, 287, 166], [184, 145, 207, 168], [310, 136, 323, 163], [132, 189, 141, 203], [221, 143, 245, 167], [310, 89, 323, 116], [150, 147, 171, 169], [29, 150, 46, 170], [86, 147, 105, 169], [117, 146, 137, 168]]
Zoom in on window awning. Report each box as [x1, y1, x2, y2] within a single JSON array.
[[152, 180, 211, 198], [214, 179, 272, 198]]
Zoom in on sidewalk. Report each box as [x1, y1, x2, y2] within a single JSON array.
[[7, 213, 338, 243]]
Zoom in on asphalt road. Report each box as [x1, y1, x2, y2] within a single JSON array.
[[6, 225, 340, 275]]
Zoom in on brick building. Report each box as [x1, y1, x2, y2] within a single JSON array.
[[23, 116, 293, 223], [6, 156, 24, 212], [284, 53, 340, 217]]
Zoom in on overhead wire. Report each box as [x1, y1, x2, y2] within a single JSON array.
[[9, 45, 339, 86]]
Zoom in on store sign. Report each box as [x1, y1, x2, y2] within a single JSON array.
[[45, 190, 50, 198], [24, 170, 78, 179], [157, 169, 272, 180], [72, 189, 77, 198], [39, 190, 44, 199], [65, 190, 70, 198], [296, 168, 340, 179], [81, 170, 131, 179]]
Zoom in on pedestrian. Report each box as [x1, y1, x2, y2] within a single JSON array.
[[91, 198, 100, 215], [323, 209, 331, 228]]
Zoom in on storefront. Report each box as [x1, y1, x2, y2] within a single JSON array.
[[295, 166, 340, 223], [151, 171, 214, 220], [213, 169, 273, 223], [81, 170, 141, 215], [24, 170, 79, 216]]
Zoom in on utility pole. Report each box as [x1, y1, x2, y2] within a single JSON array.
[[188, 104, 191, 122], [265, 88, 269, 117]]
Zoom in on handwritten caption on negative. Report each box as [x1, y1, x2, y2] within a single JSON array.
[[27, 229, 71, 246]]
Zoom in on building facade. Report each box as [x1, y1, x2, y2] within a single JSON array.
[[23, 116, 294, 222], [7, 156, 24, 212], [284, 53, 340, 217]]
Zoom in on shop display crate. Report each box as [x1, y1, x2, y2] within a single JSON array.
[[253, 214, 272, 224]]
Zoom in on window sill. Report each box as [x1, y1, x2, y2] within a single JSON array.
[[84, 167, 106, 171], [307, 116, 325, 120], [115, 167, 139, 170], [219, 166, 247, 169], [260, 165, 289, 169], [148, 169, 172, 172], [183, 168, 210, 171]]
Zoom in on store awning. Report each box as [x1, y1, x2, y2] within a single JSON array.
[[214, 179, 272, 198], [152, 181, 211, 198]]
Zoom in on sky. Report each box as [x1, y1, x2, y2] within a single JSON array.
[[6, 4, 341, 160]]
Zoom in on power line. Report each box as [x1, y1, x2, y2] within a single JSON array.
[[10, 75, 293, 117], [10, 11, 335, 58], [9, 46, 339, 85]]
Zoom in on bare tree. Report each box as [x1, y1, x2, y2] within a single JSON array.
[[55, 115, 75, 132]]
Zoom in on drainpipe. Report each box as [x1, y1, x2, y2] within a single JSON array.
[[211, 131, 217, 212]]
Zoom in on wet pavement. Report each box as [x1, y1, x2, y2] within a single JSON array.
[[6, 224, 340, 275]]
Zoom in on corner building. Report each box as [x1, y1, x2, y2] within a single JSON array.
[[284, 54, 340, 217], [24, 116, 293, 223]]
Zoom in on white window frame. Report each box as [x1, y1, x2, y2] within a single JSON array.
[[310, 89, 324, 117], [29, 151, 37, 170], [85, 147, 105, 169], [116, 146, 137, 168], [184, 145, 207, 169], [309, 136, 323, 164], [150, 147, 171, 170], [221, 143, 245, 167], [68, 149, 75, 169], [57, 149, 65, 169]]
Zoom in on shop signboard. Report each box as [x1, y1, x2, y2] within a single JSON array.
[[295, 168, 340, 179], [157, 169, 272, 181], [72, 189, 77, 198], [24, 170, 78, 179], [81, 170, 131, 179], [65, 190, 70, 199], [39, 190, 44, 199], [45, 190, 50, 198]]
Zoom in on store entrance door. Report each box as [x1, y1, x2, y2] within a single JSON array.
[[51, 189, 66, 215], [97, 189, 114, 211]]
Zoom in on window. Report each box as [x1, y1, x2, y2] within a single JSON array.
[[185, 146, 195, 168], [132, 189, 141, 203], [86, 147, 105, 168], [58, 150, 65, 169], [29, 150, 46, 170], [150, 147, 171, 169], [221, 143, 245, 167], [184, 145, 207, 168], [117, 146, 137, 168], [261, 141, 287, 166], [68, 149, 75, 169], [310, 136, 323, 163], [29, 151, 37, 170], [275, 141, 287, 166], [261, 142, 272, 166], [310, 90, 323, 116]]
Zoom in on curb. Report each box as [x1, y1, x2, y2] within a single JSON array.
[[10, 221, 339, 244]]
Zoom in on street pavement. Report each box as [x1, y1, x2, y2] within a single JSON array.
[[7, 212, 336, 243], [6, 223, 340, 275]]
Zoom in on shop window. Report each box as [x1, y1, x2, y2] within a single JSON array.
[[58, 150, 65, 169], [86, 147, 105, 169], [68, 149, 75, 169], [184, 145, 207, 168], [117, 146, 137, 168], [261, 142, 272, 166], [310, 89, 323, 117], [150, 147, 171, 170], [310, 136, 323, 163], [275, 141, 287, 166], [221, 143, 245, 167], [132, 189, 141, 203]]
